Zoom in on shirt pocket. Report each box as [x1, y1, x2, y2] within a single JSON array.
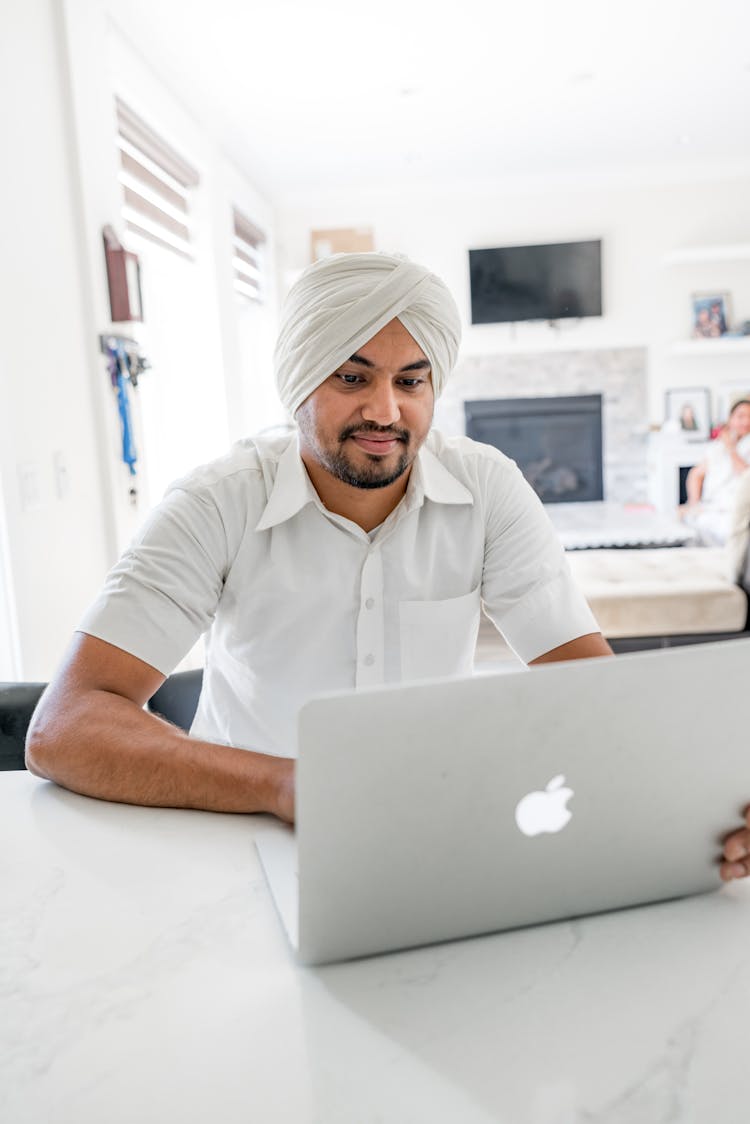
[[398, 585, 481, 682]]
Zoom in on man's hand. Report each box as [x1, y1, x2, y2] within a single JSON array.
[[721, 807, 750, 881]]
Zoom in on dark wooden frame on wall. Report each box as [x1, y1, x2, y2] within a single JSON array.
[[102, 224, 143, 323]]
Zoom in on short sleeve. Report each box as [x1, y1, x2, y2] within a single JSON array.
[[78, 486, 229, 675], [480, 462, 600, 663]]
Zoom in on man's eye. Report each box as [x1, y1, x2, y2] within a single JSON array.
[[399, 378, 425, 389], [338, 373, 363, 385]]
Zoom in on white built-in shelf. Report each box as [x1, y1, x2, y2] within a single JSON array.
[[662, 243, 750, 266], [669, 337, 750, 356]]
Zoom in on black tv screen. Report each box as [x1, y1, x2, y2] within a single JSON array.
[[469, 240, 602, 324]]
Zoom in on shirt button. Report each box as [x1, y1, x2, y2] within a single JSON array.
[[363, 653, 375, 667], [365, 597, 375, 610]]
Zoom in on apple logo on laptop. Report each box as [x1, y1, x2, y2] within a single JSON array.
[[514, 774, 574, 836]]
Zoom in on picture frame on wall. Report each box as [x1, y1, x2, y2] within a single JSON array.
[[691, 292, 731, 339], [717, 381, 750, 426], [103, 225, 143, 323], [664, 387, 711, 441]]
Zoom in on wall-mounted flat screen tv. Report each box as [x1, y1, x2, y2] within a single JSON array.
[[469, 240, 602, 324]]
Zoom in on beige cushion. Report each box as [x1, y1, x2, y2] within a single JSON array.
[[567, 548, 747, 638]]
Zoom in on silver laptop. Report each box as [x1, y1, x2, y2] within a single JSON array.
[[255, 638, 750, 965]]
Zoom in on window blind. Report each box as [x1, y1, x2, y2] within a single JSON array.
[[115, 97, 199, 258], [232, 209, 266, 302]]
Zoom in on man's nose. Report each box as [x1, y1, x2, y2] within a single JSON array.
[[360, 382, 401, 426]]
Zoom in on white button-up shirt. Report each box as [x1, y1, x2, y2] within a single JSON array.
[[79, 429, 597, 756]]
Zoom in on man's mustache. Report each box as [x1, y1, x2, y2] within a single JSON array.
[[339, 422, 410, 442]]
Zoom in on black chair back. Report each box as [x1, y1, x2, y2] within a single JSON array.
[[0, 667, 204, 772], [147, 668, 203, 732], [0, 682, 46, 771]]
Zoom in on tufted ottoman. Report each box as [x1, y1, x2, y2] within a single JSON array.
[[566, 547, 748, 639]]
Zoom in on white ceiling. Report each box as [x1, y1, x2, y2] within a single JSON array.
[[107, 0, 750, 201]]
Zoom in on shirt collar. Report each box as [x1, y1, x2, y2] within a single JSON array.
[[255, 431, 473, 533], [255, 433, 319, 531], [408, 441, 474, 509]]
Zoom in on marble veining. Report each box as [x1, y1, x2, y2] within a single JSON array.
[[4, 772, 750, 1124]]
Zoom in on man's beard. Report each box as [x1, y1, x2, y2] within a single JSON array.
[[323, 423, 412, 490]]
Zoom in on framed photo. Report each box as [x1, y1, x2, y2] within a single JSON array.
[[103, 225, 143, 323], [664, 387, 711, 441], [691, 292, 731, 338], [717, 381, 750, 426]]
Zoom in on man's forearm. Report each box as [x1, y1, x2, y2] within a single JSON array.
[[26, 688, 294, 820]]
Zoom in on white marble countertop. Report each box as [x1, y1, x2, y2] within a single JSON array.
[[3, 770, 750, 1124], [544, 502, 697, 550]]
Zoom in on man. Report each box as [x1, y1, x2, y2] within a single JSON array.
[[682, 399, 750, 546], [26, 253, 750, 881]]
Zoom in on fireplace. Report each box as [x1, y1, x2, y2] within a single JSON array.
[[464, 394, 604, 503]]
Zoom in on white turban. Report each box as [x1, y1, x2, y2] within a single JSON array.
[[274, 252, 462, 416]]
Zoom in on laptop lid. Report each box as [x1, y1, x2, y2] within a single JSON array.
[[259, 639, 750, 965]]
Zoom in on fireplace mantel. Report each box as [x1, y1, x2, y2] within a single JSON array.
[[434, 347, 649, 504], [464, 394, 604, 503], [647, 434, 710, 513]]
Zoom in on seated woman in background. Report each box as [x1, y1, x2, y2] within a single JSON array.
[[682, 399, 750, 545]]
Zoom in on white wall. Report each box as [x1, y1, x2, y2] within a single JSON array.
[[276, 172, 750, 427], [211, 160, 283, 442], [0, 0, 113, 680], [0, 476, 22, 680], [0, 0, 278, 680], [62, 2, 279, 519], [104, 25, 281, 495]]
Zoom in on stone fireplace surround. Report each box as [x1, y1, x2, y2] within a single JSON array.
[[433, 347, 649, 504]]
